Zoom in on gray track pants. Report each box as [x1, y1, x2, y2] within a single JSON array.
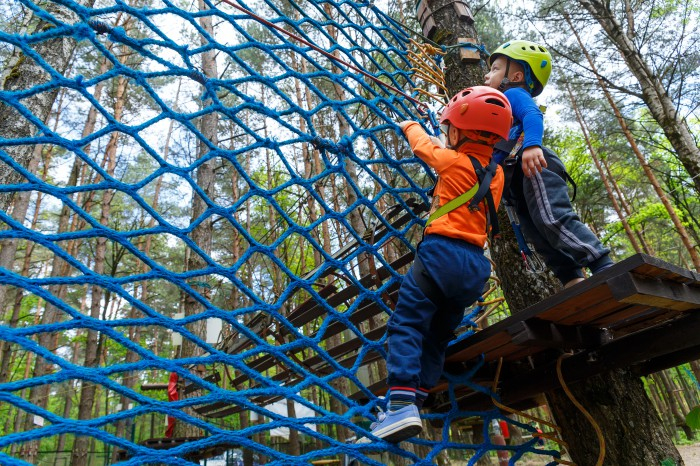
[[508, 148, 613, 284]]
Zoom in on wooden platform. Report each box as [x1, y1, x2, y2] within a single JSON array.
[[116, 436, 238, 461], [436, 253, 700, 412]]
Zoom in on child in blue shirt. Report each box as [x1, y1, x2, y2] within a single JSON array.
[[485, 40, 613, 287]]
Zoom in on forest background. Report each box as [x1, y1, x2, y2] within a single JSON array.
[[0, 0, 699, 464]]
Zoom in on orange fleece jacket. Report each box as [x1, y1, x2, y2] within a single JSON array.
[[403, 121, 504, 247]]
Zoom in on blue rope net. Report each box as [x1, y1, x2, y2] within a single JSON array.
[[0, 0, 556, 464]]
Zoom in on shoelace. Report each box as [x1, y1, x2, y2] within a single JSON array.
[[370, 411, 386, 430]]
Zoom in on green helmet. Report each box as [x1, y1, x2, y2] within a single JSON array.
[[489, 40, 552, 96]]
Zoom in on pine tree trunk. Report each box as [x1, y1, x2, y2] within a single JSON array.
[[691, 361, 700, 390], [660, 370, 694, 441], [0, 1, 78, 210], [675, 367, 699, 415], [0, 144, 45, 383], [174, 0, 219, 439], [70, 69, 128, 465], [16, 18, 110, 459], [547, 370, 682, 465], [600, 156, 654, 255], [564, 83, 642, 253]]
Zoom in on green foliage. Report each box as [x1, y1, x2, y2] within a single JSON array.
[[687, 405, 700, 429], [474, 5, 507, 52]]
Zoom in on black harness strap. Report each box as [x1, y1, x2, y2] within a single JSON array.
[[467, 156, 500, 238]]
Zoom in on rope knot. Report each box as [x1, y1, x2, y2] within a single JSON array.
[[88, 20, 111, 35], [74, 22, 94, 40], [310, 135, 351, 155]]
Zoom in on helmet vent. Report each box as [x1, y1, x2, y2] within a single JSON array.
[[485, 98, 506, 108]]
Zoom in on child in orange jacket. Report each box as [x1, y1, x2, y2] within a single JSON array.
[[357, 86, 512, 444]]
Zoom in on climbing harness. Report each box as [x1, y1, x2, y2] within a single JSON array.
[[424, 156, 500, 238], [503, 202, 547, 274], [495, 133, 546, 273]]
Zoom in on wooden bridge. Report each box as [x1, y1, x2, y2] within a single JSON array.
[[436, 253, 700, 412]]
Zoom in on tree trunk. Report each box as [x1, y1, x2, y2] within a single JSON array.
[[429, 2, 684, 465], [0, 143, 45, 383], [647, 374, 676, 439], [174, 0, 219, 438], [0, 1, 78, 210], [675, 367, 699, 414], [690, 361, 700, 390], [547, 370, 682, 465], [659, 369, 694, 441], [70, 68, 128, 465], [600, 156, 654, 255], [564, 83, 642, 253], [576, 0, 700, 197]]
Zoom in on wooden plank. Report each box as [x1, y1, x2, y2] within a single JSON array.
[[636, 343, 700, 376], [183, 372, 221, 396], [592, 303, 661, 329], [507, 319, 607, 350], [285, 283, 339, 324], [606, 307, 683, 337], [484, 340, 540, 362], [447, 254, 700, 363], [631, 262, 699, 284], [607, 272, 700, 310], [445, 331, 511, 363], [470, 311, 700, 412], [539, 284, 615, 324], [288, 253, 409, 329]]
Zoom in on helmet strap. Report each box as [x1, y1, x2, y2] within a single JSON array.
[[498, 58, 531, 93], [452, 130, 501, 151], [498, 58, 512, 92]]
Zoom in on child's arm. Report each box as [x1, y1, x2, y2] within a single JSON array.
[[505, 89, 548, 177], [398, 121, 455, 172]]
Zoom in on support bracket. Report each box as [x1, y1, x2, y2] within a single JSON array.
[[507, 318, 611, 350]]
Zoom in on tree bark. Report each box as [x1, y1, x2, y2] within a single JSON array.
[[563, 12, 700, 271], [547, 370, 682, 465], [174, 0, 219, 438], [70, 69, 128, 465], [659, 369, 694, 441], [0, 2, 80, 210], [600, 156, 654, 255], [564, 82, 642, 253]]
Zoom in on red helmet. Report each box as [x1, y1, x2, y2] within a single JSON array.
[[439, 86, 512, 140]]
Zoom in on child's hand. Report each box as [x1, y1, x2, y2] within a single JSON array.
[[521, 146, 547, 177], [397, 120, 415, 131]]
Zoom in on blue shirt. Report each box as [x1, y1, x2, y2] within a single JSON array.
[[493, 87, 544, 164]]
